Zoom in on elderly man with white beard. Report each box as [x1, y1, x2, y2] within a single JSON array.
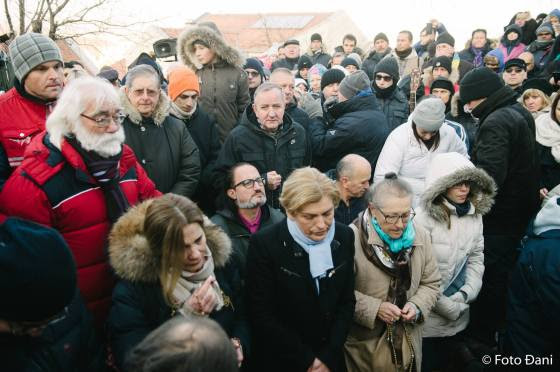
[[0, 76, 161, 330]]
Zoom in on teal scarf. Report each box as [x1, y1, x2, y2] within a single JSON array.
[[371, 217, 415, 254]]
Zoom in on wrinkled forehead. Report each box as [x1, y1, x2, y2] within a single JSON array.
[[233, 164, 260, 183]]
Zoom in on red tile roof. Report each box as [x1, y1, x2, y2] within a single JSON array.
[[195, 13, 332, 54]]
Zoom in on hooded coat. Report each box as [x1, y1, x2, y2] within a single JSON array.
[[121, 89, 201, 197], [214, 105, 312, 209], [344, 212, 441, 372], [107, 199, 249, 369], [310, 94, 389, 172], [415, 153, 496, 338], [178, 26, 250, 142]]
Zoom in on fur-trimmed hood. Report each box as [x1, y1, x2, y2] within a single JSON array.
[[421, 152, 496, 222], [108, 198, 232, 283], [119, 87, 170, 126], [178, 26, 244, 70]]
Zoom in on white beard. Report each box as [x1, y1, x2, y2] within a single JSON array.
[[236, 194, 267, 209], [73, 123, 125, 158]]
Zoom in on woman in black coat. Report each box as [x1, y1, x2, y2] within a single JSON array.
[[107, 194, 248, 370], [246, 167, 355, 372]]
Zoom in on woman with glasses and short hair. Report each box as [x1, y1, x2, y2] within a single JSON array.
[[374, 96, 468, 207], [121, 64, 201, 198], [246, 167, 355, 372], [107, 193, 248, 370], [415, 153, 496, 372], [344, 172, 440, 372]]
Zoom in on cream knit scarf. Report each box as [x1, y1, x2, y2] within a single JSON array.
[[536, 113, 560, 163]]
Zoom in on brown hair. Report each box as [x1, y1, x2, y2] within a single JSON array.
[[551, 93, 560, 124], [522, 89, 551, 111], [280, 167, 340, 215], [143, 194, 204, 306], [412, 122, 441, 151]]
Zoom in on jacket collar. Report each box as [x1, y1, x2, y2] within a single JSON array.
[[14, 78, 57, 106], [472, 85, 518, 122]]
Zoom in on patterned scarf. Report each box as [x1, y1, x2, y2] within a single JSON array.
[[65, 136, 130, 223], [471, 47, 484, 68]]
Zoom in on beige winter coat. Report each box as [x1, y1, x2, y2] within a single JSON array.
[[344, 211, 441, 372]]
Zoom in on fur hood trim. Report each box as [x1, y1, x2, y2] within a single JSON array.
[[421, 164, 496, 222], [451, 93, 462, 117], [119, 87, 170, 126], [108, 198, 232, 283], [178, 26, 244, 70]]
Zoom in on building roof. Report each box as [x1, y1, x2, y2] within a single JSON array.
[[194, 12, 332, 54]]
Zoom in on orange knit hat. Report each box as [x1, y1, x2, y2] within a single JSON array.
[[168, 66, 200, 101]]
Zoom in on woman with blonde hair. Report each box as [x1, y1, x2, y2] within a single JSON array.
[[521, 88, 551, 118], [247, 167, 355, 372], [107, 194, 247, 369]]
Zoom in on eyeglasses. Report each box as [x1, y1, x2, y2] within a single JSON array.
[[81, 112, 126, 127], [375, 74, 393, 82], [377, 208, 415, 224], [245, 70, 260, 78], [505, 67, 523, 74], [232, 176, 266, 189]]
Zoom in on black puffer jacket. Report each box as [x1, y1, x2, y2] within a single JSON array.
[[121, 90, 201, 197], [211, 204, 285, 281], [361, 49, 392, 80], [375, 86, 409, 131], [458, 42, 493, 67], [171, 104, 222, 214], [107, 200, 249, 370], [310, 93, 389, 172], [215, 105, 312, 209], [1, 291, 105, 372], [471, 85, 540, 236]]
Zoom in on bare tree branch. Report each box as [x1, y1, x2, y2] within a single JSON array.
[[18, 0, 25, 34], [4, 0, 15, 35], [25, 0, 46, 32]]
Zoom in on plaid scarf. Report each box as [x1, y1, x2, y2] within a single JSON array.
[[65, 136, 130, 223]]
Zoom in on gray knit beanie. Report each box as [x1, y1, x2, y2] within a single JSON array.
[[411, 97, 445, 131], [338, 70, 370, 100], [9, 33, 63, 83], [374, 56, 400, 81]]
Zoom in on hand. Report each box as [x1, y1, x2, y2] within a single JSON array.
[[186, 276, 217, 315], [377, 302, 402, 324], [266, 171, 282, 190], [401, 302, 417, 323], [449, 291, 467, 304], [430, 19, 439, 28], [307, 358, 331, 372], [231, 338, 243, 367], [540, 188, 549, 200]]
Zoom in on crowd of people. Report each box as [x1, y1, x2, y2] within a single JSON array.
[[1, 7, 560, 372]]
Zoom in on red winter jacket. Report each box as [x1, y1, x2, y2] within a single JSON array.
[[0, 132, 161, 329], [0, 87, 53, 170]]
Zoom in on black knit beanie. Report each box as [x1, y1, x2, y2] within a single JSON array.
[[321, 68, 346, 91], [460, 67, 504, 103], [436, 32, 455, 47], [432, 56, 452, 74], [431, 76, 455, 94], [0, 218, 77, 322]]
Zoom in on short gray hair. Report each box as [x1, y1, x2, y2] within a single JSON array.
[[46, 76, 121, 149], [125, 64, 160, 88], [253, 82, 283, 102], [367, 173, 413, 208]]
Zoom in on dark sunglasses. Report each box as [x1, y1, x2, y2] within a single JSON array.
[[232, 176, 266, 189], [375, 75, 393, 82]]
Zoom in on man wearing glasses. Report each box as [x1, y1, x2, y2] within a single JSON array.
[[212, 162, 284, 282], [0, 76, 161, 330], [0, 217, 105, 371], [502, 58, 528, 97], [243, 58, 266, 102]]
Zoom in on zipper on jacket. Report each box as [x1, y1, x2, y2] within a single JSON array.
[[328, 261, 347, 278], [280, 266, 303, 278]]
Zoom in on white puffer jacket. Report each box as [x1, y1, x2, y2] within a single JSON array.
[[374, 120, 468, 206], [415, 152, 496, 337]]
